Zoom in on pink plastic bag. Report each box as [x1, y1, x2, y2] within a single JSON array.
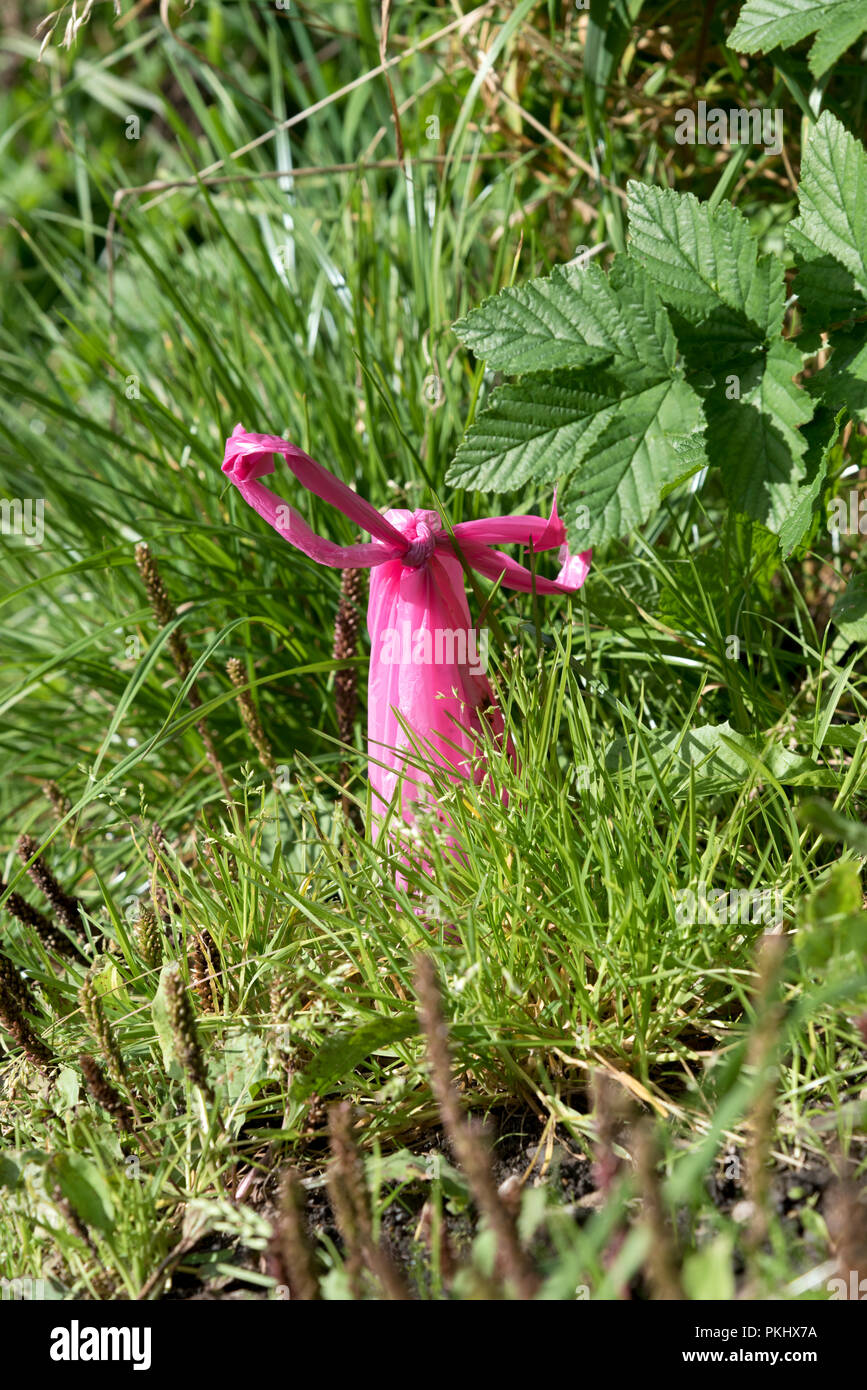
[[366, 508, 504, 835], [222, 426, 591, 873]]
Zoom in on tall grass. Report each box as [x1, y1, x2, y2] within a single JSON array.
[[0, 0, 864, 1300]]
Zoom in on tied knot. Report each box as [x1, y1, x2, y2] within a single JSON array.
[[403, 520, 436, 568]]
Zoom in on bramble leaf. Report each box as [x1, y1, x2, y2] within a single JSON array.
[[729, 0, 867, 77], [807, 1, 867, 74], [777, 410, 844, 557], [626, 183, 785, 359], [789, 111, 867, 324], [450, 122, 866, 552], [452, 255, 677, 375], [448, 263, 704, 546], [707, 339, 814, 531]]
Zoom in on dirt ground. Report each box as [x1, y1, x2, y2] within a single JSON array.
[[165, 1109, 838, 1300]]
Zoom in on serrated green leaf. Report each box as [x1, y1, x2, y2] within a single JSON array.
[[668, 426, 710, 478], [561, 375, 704, 546], [449, 367, 703, 546], [787, 226, 867, 333], [729, 0, 863, 69], [452, 256, 676, 376], [708, 338, 813, 531], [448, 371, 620, 493], [807, 0, 867, 74], [448, 259, 705, 546], [778, 409, 844, 557], [789, 111, 867, 311], [626, 183, 785, 356]]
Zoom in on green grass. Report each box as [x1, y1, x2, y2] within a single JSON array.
[[0, 0, 865, 1301]]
